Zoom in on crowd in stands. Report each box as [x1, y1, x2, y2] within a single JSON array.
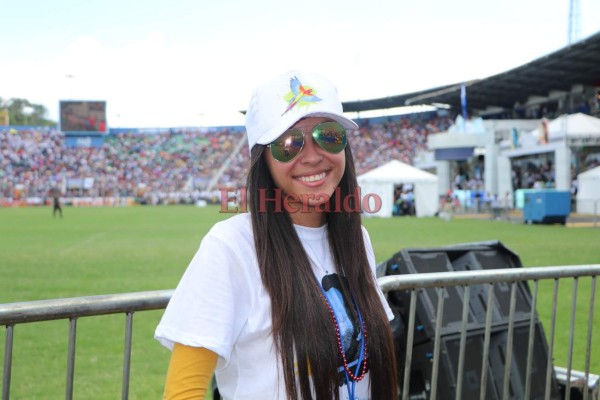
[[451, 159, 485, 192], [511, 159, 555, 189], [0, 112, 454, 204], [351, 114, 452, 175]]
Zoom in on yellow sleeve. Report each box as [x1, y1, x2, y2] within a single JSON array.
[[163, 343, 218, 400]]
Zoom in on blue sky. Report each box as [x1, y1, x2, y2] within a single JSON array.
[[2, 0, 600, 127]]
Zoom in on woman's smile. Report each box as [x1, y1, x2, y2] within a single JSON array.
[[294, 170, 329, 184]]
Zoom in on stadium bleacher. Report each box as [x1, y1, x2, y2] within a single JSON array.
[[2, 31, 600, 208], [0, 112, 453, 205]]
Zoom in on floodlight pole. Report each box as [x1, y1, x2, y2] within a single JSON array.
[[66, 74, 75, 100]]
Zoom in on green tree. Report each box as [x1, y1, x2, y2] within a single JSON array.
[[0, 97, 57, 126]]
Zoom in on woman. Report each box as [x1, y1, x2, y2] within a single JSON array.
[[155, 71, 398, 399]]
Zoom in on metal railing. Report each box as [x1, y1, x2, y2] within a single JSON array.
[[379, 264, 600, 400], [1, 265, 599, 400], [1, 290, 173, 400]]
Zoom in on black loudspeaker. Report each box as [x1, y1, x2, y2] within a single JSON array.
[[410, 329, 498, 399], [386, 241, 533, 344], [452, 248, 532, 325], [408, 321, 560, 400], [387, 250, 474, 344], [384, 241, 561, 400]]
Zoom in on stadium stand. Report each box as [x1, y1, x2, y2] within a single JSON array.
[[2, 31, 600, 208], [0, 112, 453, 205], [342, 30, 600, 120]]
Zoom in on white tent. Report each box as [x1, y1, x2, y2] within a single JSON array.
[[577, 166, 600, 214], [357, 160, 439, 217], [528, 113, 600, 143]]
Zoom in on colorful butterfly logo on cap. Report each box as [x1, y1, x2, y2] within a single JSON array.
[[281, 76, 322, 116]]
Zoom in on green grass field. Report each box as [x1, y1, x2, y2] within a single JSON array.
[[1, 205, 599, 399]]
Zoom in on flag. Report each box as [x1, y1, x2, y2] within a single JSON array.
[[511, 128, 519, 148], [460, 82, 468, 120], [539, 119, 549, 144]]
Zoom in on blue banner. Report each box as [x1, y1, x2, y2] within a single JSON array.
[[64, 136, 105, 148], [460, 82, 468, 120]]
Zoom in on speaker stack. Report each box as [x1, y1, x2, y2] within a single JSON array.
[[384, 241, 561, 400]]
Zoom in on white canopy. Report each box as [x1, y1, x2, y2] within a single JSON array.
[[528, 113, 600, 143], [357, 160, 439, 217], [577, 166, 600, 214]]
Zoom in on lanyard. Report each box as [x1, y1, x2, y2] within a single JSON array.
[[318, 283, 366, 400]]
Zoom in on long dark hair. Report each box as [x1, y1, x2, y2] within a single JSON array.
[[247, 143, 398, 399]]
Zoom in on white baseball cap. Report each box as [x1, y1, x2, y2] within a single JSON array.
[[245, 70, 358, 151]]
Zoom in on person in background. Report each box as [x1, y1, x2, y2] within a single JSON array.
[[52, 188, 63, 218], [155, 70, 398, 400]]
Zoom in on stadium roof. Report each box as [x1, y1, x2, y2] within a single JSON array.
[[342, 30, 600, 115]]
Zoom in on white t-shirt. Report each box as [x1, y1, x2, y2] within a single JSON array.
[[155, 213, 393, 400]]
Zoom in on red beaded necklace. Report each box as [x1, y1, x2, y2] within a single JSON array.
[[318, 288, 369, 381]]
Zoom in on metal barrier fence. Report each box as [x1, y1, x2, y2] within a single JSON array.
[[379, 264, 600, 400], [1, 265, 599, 400], [1, 290, 173, 400]]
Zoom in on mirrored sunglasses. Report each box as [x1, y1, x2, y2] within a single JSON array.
[[268, 121, 348, 163]]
